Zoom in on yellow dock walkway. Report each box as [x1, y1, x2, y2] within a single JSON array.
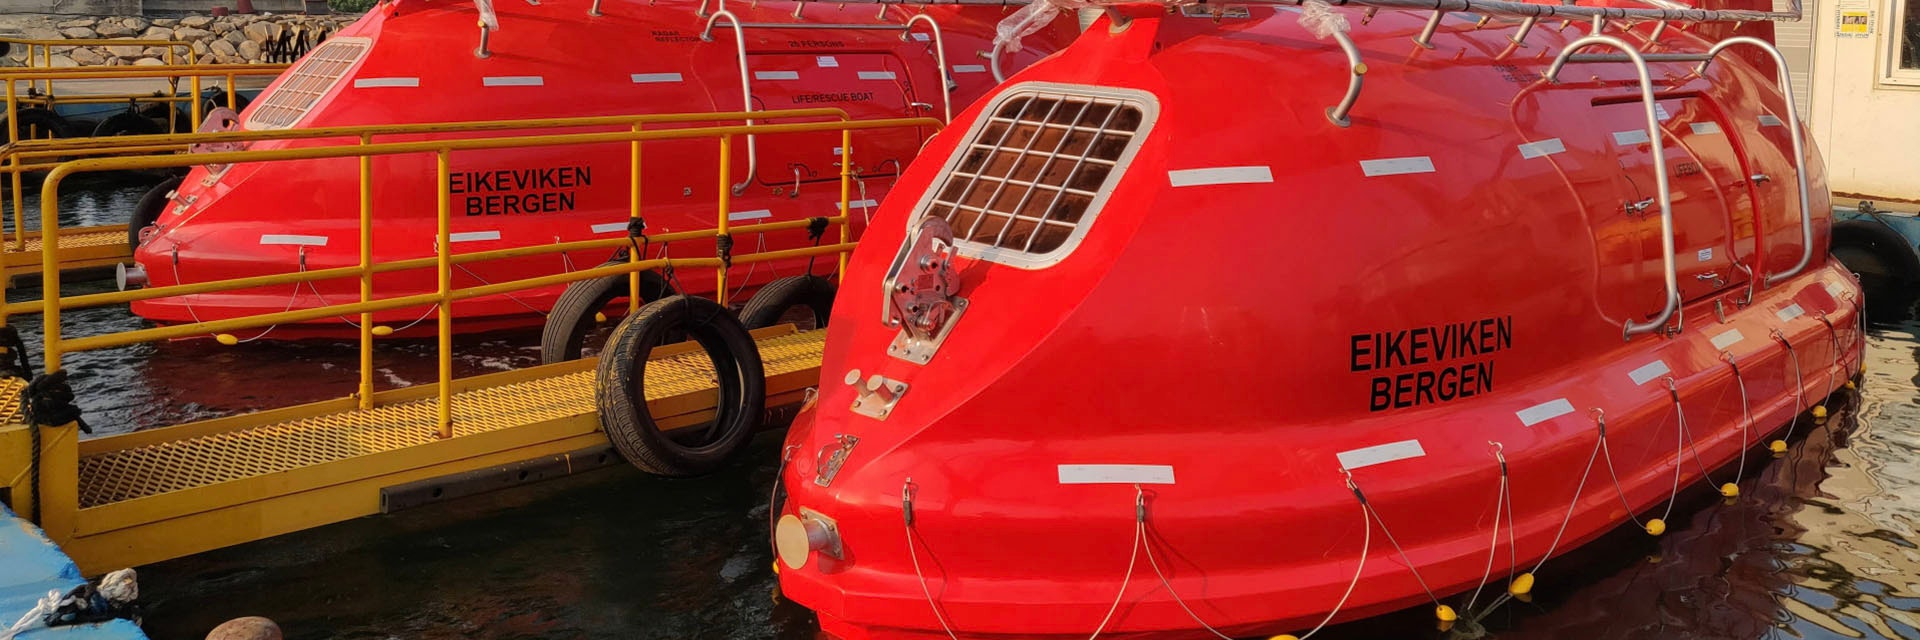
[[3, 225, 132, 284], [11, 327, 825, 573]]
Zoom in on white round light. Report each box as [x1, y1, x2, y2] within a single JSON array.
[[775, 514, 813, 570]]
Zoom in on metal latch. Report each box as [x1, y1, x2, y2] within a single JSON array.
[[883, 217, 967, 364]]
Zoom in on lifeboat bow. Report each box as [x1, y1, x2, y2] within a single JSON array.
[[775, 0, 1862, 638]]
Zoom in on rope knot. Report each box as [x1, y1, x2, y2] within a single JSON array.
[[0, 326, 31, 381], [626, 217, 647, 238], [806, 216, 830, 242], [24, 369, 88, 434], [715, 234, 735, 269]]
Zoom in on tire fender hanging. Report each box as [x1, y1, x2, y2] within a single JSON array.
[[739, 274, 837, 330], [595, 295, 766, 477], [539, 258, 670, 364]]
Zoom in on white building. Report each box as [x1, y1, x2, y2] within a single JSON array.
[[1791, 0, 1920, 203]]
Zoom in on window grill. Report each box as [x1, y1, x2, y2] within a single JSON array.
[[920, 84, 1154, 267], [243, 37, 370, 130]]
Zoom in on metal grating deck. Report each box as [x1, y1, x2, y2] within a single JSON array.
[[0, 377, 23, 426], [76, 329, 826, 508], [8, 229, 127, 254]]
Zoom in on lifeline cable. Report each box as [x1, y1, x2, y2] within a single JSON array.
[[1597, 409, 1649, 530], [1772, 329, 1807, 446], [1354, 478, 1443, 608], [1464, 443, 1512, 614], [901, 478, 963, 640], [1654, 377, 1687, 526], [1134, 486, 1235, 640], [1666, 376, 1721, 491], [1722, 352, 1754, 486], [1287, 471, 1374, 640]]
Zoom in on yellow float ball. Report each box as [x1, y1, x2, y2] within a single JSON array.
[[1436, 605, 1458, 622], [214, 333, 239, 346], [772, 561, 780, 575], [1846, 381, 1858, 390], [370, 325, 395, 337], [1645, 519, 1667, 536], [1720, 483, 1740, 498], [1269, 636, 1301, 640], [1770, 440, 1789, 454], [1510, 572, 1535, 596], [595, 312, 608, 323], [1814, 406, 1828, 418]]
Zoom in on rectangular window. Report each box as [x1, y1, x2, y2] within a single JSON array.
[[1887, 0, 1920, 84], [244, 37, 370, 130]]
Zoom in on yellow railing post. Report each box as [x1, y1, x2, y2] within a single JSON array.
[[715, 135, 732, 305], [628, 123, 643, 312], [189, 71, 203, 132], [838, 129, 852, 279], [435, 150, 453, 439], [8, 153, 22, 251], [40, 168, 63, 372], [358, 134, 375, 410], [226, 75, 237, 111], [7, 78, 18, 145], [34, 422, 78, 538]]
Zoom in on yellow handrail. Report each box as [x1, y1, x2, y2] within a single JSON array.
[[26, 114, 940, 438], [0, 37, 200, 98], [4, 63, 292, 149], [1, 107, 854, 250]]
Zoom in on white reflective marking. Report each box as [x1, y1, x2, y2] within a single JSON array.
[[952, 64, 987, 73], [1776, 303, 1805, 321], [1167, 166, 1273, 187], [1613, 129, 1651, 145], [591, 222, 628, 234], [729, 209, 773, 221], [353, 77, 418, 88], [1360, 157, 1436, 177], [1058, 464, 1175, 485], [259, 234, 328, 246], [482, 76, 544, 87], [755, 71, 800, 80], [1628, 360, 1671, 385], [836, 199, 880, 210], [1825, 281, 1845, 297], [1337, 439, 1427, 470], [816, 56, 838, 68], [1712, 329, 1745, 350], [1690, 122, 1723, 135], [1654, 104, 1671, 120], [1517, 138, 1566, 159], [1517, 398, 1575, 427], [911, 32, 931, 41], [450, 231, 501, 243], [1697, 247, 1713, 262], [1759, 114, 1785, 127], [630, 72, 684, 84], [857, 71, 897, 80]]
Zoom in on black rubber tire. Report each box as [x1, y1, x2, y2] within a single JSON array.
[[93, 112, 163, 138], [127, 176, 182, 251], [7, 108, 70, 140], [738, 274, 837, 331], [595, 295, 766, 477], [539, 259, 670, 364]]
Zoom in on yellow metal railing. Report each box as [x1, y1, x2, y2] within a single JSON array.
[[0, 107, 850, 250], [3, 63, 290, 144], [17, 114, 933, 441], [1, 36, 198, 94]]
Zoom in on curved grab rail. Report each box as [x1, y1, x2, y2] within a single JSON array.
[[701, 9, 761, 195], [1546, 35, 1679, 339], [1325, 29, 1367, 126], [1697, 36, 1811, 287], [903, 13, 955, 123]]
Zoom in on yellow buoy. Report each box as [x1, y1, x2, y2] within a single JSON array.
[[1645, 519, 1666, 536], [1646, 554, 1663, 564], [1846, 380, 1858, 390], [1509, 572, 1535, 596], [772, 561, 780, 575], [1813, 405, 1828, 419], [214, 333, 239, 346], [595, 312, 608, 323], [1436, 605, 1458, 622], [1720, 483, 1740, 498], [1269, 636, 1301, 640], [1770, 440, 1788, 454], [370, 326, 395, 337]]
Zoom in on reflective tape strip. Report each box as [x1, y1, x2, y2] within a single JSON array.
[[1825, 281, 1846, 297], [1777, 303, 1804, 321], [755, 71, 800, 80], [837, 199, 880, 210], [816, 56, 838, 68], [952, 64, 987, 73], [1058, 464, 1175, 485], [1613, 130, 1651, 145], [1167, 166, 1273, 187], [630, 73, 683, 84], [1517, 138, 1566, 159], [260, 234, 328, 246], [1337, 439, 1426, 470], [591, 222, 628, 234], [729, 209, 773, 221], [1690, 122, 1723, 135], [1654, 104, 1671, 120], [450, 231, 501, 243], [1360, 157, 1435, 177], [1628, 360, 1671, 385], [1712, 329, 1745, 350], [857, 71, 897, 80], [482, 76, 544, 87], [1759, 114, 1785, 127], [1517, 399, 1575, 427], [352, 77, 418, 88], [911, 32, 931, 41]]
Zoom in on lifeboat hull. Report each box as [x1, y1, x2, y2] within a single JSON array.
[[127, 0, 1072, 339], [774, 5, 1863, 639]]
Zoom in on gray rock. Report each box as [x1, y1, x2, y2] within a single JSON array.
[[133, 57, 165, 66], [107, 40, 145, 58], [22, 27, 63, 41], [181, 16, 215, 28], [142, 26, 173, 39], [121, 17, 151, 31], [224, 30, 246, 45], [60, 27, 94, 39], [205, 617, 282, 640], [191, 40, 210, 57], [174, 27, 211, 40], [210, 39, 238, 57], [154, 19, 179, 28], [56, 18, 96, 28], [95, 22, 133, 37], [141, 46, 169, 57], [47, 54, 77, 68], [242, 22, 272, 44], [69, 48, 105, 65], [238, 40, 261, 60]]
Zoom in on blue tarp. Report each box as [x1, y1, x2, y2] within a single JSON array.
[[0, 504, 147, 640]]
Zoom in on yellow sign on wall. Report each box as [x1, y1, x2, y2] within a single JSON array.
[[1837, 9, 1874, 36]]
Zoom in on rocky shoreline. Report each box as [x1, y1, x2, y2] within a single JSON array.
[[2, 12, 360, 67]]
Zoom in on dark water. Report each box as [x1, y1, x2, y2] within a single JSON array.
[[18, 181, 1920, 640]]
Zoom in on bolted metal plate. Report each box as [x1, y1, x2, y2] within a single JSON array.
[[888, 297, 967, 365]]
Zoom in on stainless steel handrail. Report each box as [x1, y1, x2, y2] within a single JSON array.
[[1326, 29, 1366, 126], [701, 9, 760, 195], [903, 13, 955, 123], [1547, 35, 1679, 339], [1698, 37, 1811, 286]]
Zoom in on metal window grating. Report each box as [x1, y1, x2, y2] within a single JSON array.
[[922, 85, 1153, 266], [243, 37, 370, 130]]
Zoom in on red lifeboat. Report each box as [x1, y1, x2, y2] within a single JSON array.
[[773, 1, 1865, 638], [126, 0, 1074, 339]]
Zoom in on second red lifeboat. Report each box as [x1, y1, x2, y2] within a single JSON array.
[[772, 1, 1865, 638]]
